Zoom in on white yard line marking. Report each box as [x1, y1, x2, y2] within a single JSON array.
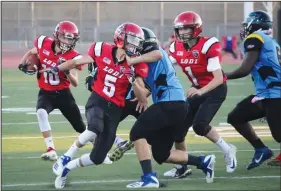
[[2, 175, 280, 187], [2, 148, 280, 160]]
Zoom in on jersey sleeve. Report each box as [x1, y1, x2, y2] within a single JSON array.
[[134, 62, 148, 78], [204, 39, 222, 72], [33, 35, 47, 50], [142, 42, 159, 54], [243, 33, 263, 52]]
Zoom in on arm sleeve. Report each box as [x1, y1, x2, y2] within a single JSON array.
[[206, 42, 222, 72], [243, 33, 263, 52], [134, 63, 149, 78], [142, 42, 159, 54]]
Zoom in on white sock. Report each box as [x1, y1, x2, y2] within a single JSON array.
[[215, 137, 231, 154], [66, 153, 94, 170], [64, 141, 80, 158], [114, 136, 125, 146], [175, 164, 183, 169], [44, 137, 55, 149], [65, 158, 81, 170]]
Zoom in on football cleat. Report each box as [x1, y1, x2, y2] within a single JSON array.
[[247, 147, 273, 170], [267, 153, 281, 166], [41, 147, 58, 161], [103, 154, 113, 165], [200, 154, 216, 183], [163, 165, 192, 178], [224, 144, 237, 173], [55, 167, 70, 189], [110, 140, 134, 162], [53, 155, 71, 176], [126, 172, 159, 188]]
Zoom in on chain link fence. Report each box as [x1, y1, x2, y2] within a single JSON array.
[[3, 1, 277, 54]]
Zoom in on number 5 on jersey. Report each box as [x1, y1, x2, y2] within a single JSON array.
[[103, 74, 117, 97]]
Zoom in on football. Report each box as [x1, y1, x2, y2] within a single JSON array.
[[26, 54, 40, 71]]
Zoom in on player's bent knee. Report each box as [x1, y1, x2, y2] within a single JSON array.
[[192, 123, 211, 136], [78, 129, 97, 145], [129, 126, 145, 142], [36, 108, 51, 132], [152, 148, 170, 165], [89, 152, 106, 165]]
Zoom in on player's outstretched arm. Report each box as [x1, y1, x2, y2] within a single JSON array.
[[132, 77, 148, 113], [226, 51, 259, 79], [126, 43, 162, 66], [66, 69, 79, 87], [57, 55, 94, 72]]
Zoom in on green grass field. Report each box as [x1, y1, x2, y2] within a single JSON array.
[[2, 65, 280, 190]]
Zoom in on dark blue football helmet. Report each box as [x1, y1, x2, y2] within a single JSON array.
[[240, 10, 272, 39]]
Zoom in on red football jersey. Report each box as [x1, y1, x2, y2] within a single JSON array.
[[169, 36, 227, 88], [34, 35, 83, 91], [88, 42, 148, 107]]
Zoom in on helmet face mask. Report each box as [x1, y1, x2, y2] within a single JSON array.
[[114, 23, 145, 57], [125, 34, 144, 56], [174, 26, 195, 42], [57, 32, 77, 52]]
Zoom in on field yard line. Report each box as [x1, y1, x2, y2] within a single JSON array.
[[2, 119, 135, 125], [2, 148, 280, 160], [2, 175, 280, 188]]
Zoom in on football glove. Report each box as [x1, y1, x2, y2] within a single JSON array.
[[18, 63, 36, 75], [57, 57, 70, 75], [120, 67, 136, 84], [85, 75, 94, 92]]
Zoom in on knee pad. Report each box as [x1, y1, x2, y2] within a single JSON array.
[[78, 129, 97, 145], [36, 108, 51, 132], [89, 150, 107, 165], [192, 123, 211, 136], [152, 147, 170, 165]]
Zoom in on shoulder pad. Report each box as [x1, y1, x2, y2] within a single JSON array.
[[245, 33, 264, 43], [201, 37, 219, 54], [37, 35, 47, 49], [169, 41, 176, 53]]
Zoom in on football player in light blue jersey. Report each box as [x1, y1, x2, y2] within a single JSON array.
[[125, 27, 216, 188], [226, 10, 281, 168]]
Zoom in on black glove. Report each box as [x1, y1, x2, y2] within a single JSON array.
[[43, 66, 59, 74], [85, 75, 94, 92], [57, 57, 70, 75], [18, 63, 36, 75]]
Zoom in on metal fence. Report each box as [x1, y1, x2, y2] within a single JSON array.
[[3, 1, 277, 52]]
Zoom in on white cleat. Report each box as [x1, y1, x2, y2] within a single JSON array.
[[224, 144, 237, 173], [53, 155, 71, 176], [103, 154, 113, 165], [55, 175, 67, 189], [163, 167, 177, 177], [55, 167, 70, 189], [41, 147, 58, 161], [126, 173, 159, 188]]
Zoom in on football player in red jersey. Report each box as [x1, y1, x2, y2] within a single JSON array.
[[164, 11, 237, 177], [18, 21, 86, 161], [42, 23, 149, 189]]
